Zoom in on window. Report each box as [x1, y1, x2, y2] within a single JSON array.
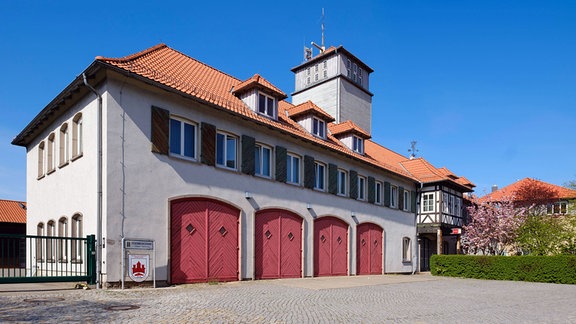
[[338, 169, 347, 196], [375, 181, 383, 205], [448, 195, 454, 214], [358, 68, 363, 85], [38, 141, 45, 178], [170, 118, 197, 159], [312, 117, 326, 138], [403, 190, 410, 211], [455, 197, 461, 217], [258, 93, 276, 118], [72, 113, 83, 158], [216, 132, 237, 169], [47, 133, 55, 173], [402, 237, 412, 262], [548, 201, 568, 214], [287, 154, 301, 185], [59, 124, 69, 166], [71, 214, 83, 262], [352, 63, 358, 82], [352, 136, 364, 154], [47, 220, 55, 262], [358, 176, 366, 201], [346, 59, 352, 78], [36, 223, 44, 261], [442, 192, 450, 213], [422, 193, 435, 212], [255, 144, 272, 177], [314, 162, 326, 191], [391, 186, 398, 208], [58, 217, 68, 262]]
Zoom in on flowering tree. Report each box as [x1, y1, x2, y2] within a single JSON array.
[[462, 195, 525, 255]]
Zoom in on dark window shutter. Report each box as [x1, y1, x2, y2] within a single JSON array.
[[411, 190, 417, 212], [304, 155, 315, 189], [328, 163, 338, 194], [275, 146, 287, 183], [201, 122, 216, 166], [151, 106, 169, 155], [384, 181, 391, 207], [241, 135, 255, 175], [368, 176, 375, 204], [349, 170, 358, 200], [399, 186, 405, 210]]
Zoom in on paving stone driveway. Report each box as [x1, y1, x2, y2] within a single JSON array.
[[1, 274, 575, 323]]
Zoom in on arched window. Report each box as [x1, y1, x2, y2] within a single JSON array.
[[38, 141, 45, 178], [58, 217, 68, 262], [47, 220, 55, 262], [36, 222, 44, 261], [402, 237, 412, 262], [59, 123, 69, 166], [71, 214, 83, 262], [47, 133, 55, 173], [72, 113, 83, 159]]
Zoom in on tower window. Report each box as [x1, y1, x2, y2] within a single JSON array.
[[258, 93, 276, 118]]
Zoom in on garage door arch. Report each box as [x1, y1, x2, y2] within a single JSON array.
[[255, 209, 303, 279], [170, 197, 239, 284], [356, 222, 383, 275], [314, 216, 349, 277]]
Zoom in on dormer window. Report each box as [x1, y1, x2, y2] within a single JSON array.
[[258, 93, 276, 118], [352, 135, 364, 154], [312, 117, 326, 138]]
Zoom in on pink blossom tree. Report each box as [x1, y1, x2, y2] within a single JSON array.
[[462, 195, 526, 255]]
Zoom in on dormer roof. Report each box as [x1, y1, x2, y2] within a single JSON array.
[[329, 120, 371, 139], [287, 100, 335, 122], [232, 74, 287, 99], [0, 199, 26, 224]]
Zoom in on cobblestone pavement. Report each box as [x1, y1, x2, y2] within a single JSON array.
[[1, 274, 575, 323]]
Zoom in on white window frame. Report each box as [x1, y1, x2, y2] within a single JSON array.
[[72, 113, 83, 159], [422, 193, 435, 213], [287, 153, 301, 185], [170, 117, 197, 160], [58, 217, 68, 262], [337, 169, 348, 196], [403, 190, 410, 211], [216, 131, 238, 170], [375, 181, 383, 205], [59, 123, 69, 167], [71, 214, 83, 262], [352, 135, 364, 154], [47, 133, 55, 173], [312, 117, 326, 138], [255, 143, 272, 178], [455, 197, 462, 217], [258, 92, 276, 119], [548, 201, 568, 214], [402, 237, 412, 262], [38, 141, 45, 178], [47, 220, 55, 262], [358, 175, 367, 201], [391, 185, 398, 208], [314, 161, 326, 191], [442, 192, 450, 213]]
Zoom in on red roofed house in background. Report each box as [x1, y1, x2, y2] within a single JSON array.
[[0, 199, 27, 267], [12, 42, 474, 287]]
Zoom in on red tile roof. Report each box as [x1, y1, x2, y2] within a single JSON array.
[[329, 120, 371, 139], [0, 199, 26, 224], [287, 101, 335, 122], [482, 178, 576, 202], [233, 74, 287, 99]]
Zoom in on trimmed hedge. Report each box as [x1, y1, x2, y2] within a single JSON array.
[[430, 255, 576, 284]]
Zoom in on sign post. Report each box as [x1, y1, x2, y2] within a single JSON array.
[[121, 238, 155, 289]]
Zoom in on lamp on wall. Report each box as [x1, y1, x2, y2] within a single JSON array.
[[351, 211, 359, 224], [245, 191, 253, 199], [306, 203, 312, 210]]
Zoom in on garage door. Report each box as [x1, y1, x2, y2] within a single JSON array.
[[314, 216, 348, 277], [170, 198, 239, 284], [356, 223, 383, 275], [255, 209, 302, 279]]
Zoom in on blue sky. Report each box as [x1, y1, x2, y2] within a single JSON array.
[[1, 0, 575, 201]]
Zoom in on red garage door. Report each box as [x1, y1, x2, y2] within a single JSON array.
[[170, 198, 239, 284], [255, 209, 302, 279], [356, 223, 383, 275], [314, 216, 348, 277]]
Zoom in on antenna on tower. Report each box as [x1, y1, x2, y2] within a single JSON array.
[[311, 8, 326, 53], [408, 141, 419, 159]]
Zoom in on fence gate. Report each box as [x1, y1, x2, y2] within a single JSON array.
[[0, 234, 96, 284]]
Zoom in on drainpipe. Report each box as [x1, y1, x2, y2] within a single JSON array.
[[412, 181, 423, 275], [83, 73, 103, 289]]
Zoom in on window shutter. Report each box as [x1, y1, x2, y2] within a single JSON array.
[[275, 146, 287, 183], [384, 181, 391, 207], [399, 186, 405, 210], [411, 190, 417, 212], [241, 135, 255, 175], [328, 163, 338, 194], [304, 155, 315, 189], [349, 170, 358, 200], [151, 106, 169, 155], [201, 122, 216, 166], [367, 176, 375, 204]]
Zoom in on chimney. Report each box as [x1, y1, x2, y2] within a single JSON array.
[[491, 185, 498, 193]]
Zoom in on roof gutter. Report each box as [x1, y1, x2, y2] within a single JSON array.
[[83, 73, 103, 290]]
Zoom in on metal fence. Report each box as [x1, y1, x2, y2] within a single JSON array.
[[0, 234, 96, 284]]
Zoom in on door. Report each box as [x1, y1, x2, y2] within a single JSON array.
[[314, 216, 348, 277], [170, 198, 239, 284], [255, 209, 302, 279], [356, 223, 383, 275], [419, 237, 434, 271]]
